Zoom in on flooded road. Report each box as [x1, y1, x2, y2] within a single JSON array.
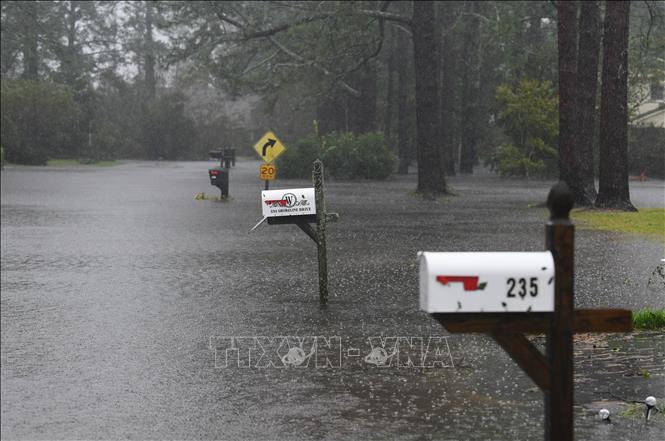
[[2, 160, 664, 440]]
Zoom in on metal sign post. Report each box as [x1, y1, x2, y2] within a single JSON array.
[[253, 130, 286, 191], [260, 163, 276, 191], [422, 182, 632, 441]]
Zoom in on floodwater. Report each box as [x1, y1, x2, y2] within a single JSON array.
[[2, 160, 664, 440]]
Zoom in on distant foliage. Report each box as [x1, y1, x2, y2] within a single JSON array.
[[0, 78, 203, 164], [628, 126, 665, 178], [141, 92, 199, 160], [1, 79, 80, 165], [277, 135, 319, 179], [277, 131, 396, 180], [490, 79, 559, 177]]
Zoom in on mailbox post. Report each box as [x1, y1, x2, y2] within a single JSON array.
[[208, 150, 231, 198], [208, 166, 229, 198], [223, 148, 236, 167], [313, 160, 328, 304], [421, 182, 632, 441], [210, 149, 235, 168], [256, 159, 336, 304], [545, 183, 575, 441]]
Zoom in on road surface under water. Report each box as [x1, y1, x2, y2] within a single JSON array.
[[2, 160, 664, 440]]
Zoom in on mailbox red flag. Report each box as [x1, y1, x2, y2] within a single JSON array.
[[436, 276, 487, 291]]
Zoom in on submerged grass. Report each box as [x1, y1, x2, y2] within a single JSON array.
[[193, 192, 231, 202], [619, 402, 665, 421], [632, 308, 665, 330], [47, 159, 117, 167], [572, 208, 664, 241]]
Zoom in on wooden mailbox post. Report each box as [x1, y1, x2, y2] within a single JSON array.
[[426, 182, 632, 441], [259, 159, 337, 305]]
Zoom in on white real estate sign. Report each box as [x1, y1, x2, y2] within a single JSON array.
[[419, 251, 555, 313], [261, 187, 316, 218]]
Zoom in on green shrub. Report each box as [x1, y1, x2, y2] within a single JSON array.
[[277, 131, 396, 180], [1, 79, 80, 165], [632, 308, 665, 330], [321, 132, 360, 180], [141, 92, 199, 160], [354, 132, 396, 180], [495, 141, 551, 177], [491, 79, 559, 177], [277, 134, 320, 178]]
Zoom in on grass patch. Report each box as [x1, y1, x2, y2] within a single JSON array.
[[193, 192, 231, 202], [632, 308, 665, 330], [47, 159, 117, 167], [619, 402, 664, 421], [572, 208, 664, 240]]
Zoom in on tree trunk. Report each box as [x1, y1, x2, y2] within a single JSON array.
[[396, 27, 411, 175], [144, 0, 156, 102], [348, 61, 377, 133], [557, 1, 579, 196], [524, 3, 545, 81], [459, 1, 481, 174], [20, 2, 39, 79], [412, 1, 446, 195], [316, 98, 346, 135], [439, 1, 456, 176], [64, 1, 78, 86], [574, 0, 601, 205], [596, 1, 636, 211], [384, 28, 395, 143]]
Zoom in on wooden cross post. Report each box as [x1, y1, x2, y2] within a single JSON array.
[[545, 182, 575, 440], [267, 159, 337, 305], [313, 159, 328, 305], [430, 182, 632, 441]]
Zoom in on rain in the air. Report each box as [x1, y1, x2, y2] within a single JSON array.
[[1, 1, 664, 440]]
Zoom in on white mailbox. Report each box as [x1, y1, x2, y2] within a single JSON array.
[[419, 251, 555, 313], [261, 187, 316, 218]]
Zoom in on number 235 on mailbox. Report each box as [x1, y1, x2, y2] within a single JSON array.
[[418, 252, 555, 313]]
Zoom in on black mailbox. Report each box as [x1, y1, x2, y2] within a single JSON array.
[[209, 149, 236, 168], [209, 166, 229, 197], [223, 148, 236, 167]]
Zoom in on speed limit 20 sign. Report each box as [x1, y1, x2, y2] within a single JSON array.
[[260, 164, 276, 180], [418, 251, 555, 313]]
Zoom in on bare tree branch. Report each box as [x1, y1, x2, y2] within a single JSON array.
[[266, 35, 361, 97], [242, 50, 279, 75], [205, 0, 387, 97], [356, 9, 412, 26], [243, 13, 333, 39]]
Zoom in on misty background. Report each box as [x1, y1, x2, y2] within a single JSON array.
[[1, 2, 663, 187]]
